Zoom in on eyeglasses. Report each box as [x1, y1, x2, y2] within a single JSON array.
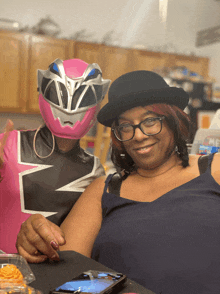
[[112, 116, 165, 142]]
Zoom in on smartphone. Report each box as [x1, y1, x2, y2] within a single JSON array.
[[50, 270, 127, 294]]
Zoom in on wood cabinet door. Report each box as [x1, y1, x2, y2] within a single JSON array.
[[131, 49, 167, 72], [74, 41, 105, 67], [131, 50, 209, 79], [27, 34, 74, 113], [0, 30, 29, 113], [102, 45, 133, 79], [166, 54, 209, 79], [101, 45, 134, 104]]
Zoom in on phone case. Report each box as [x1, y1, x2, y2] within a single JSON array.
[[50, 270, 127, 294]]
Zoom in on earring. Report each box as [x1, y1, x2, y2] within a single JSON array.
[[175, 145, 180, 155], [33, 125, 55, 159]]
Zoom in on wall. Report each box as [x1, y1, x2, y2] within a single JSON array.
[[187, 0, 220, 87]]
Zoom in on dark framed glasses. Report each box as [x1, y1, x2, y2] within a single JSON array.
[[112, 116, 165, 142]]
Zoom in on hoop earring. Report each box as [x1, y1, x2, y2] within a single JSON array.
[[33, 125, 55, 159]]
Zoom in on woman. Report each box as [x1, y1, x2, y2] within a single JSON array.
[[21, 70, 220, 293]]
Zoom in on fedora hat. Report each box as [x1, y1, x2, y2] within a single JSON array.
[[97, 70, 189, 127]]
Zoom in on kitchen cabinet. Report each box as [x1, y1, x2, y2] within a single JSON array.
[[101, 46, 134, 84], [166, 53, 209, 79], [0, 30, 74, 113], [74, 41, 104, 67], [0, 30, 210, 114], [131, 49, 167, 72], [0, 30, 29, 113]]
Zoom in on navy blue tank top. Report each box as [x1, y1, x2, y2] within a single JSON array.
[[92, 154, 220, 294]]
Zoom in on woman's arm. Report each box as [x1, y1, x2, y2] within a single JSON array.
[[211, 153, 220, 184], [60, 176, 106, 257]]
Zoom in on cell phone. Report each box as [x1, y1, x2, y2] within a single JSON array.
[[50, 270, 127, 294]]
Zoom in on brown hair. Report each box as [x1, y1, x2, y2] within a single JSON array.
[[111, 103, 193, 173]]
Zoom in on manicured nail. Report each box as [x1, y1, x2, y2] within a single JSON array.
[[50, 240, 59, 250], [51, 253, 60, 261]]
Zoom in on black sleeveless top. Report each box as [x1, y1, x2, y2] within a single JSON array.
[[92, 154, 220, 294]]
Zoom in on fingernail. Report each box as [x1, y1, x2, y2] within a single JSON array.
[[50, 240, 59, 250], [51, 254, 60, 261]]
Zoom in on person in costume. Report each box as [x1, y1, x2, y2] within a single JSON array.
[[0, 58, 110, 256]]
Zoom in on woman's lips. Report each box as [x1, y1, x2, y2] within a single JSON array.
[[134, 143, 155, 155]]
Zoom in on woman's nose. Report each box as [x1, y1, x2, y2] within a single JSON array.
[[133, 127, 148, 141]]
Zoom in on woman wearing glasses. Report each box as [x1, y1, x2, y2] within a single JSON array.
[[20, 71, 220, 293]]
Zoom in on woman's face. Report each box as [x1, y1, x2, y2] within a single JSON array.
[[118, 105, 176, 170]]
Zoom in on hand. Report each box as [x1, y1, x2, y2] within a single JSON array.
[[16, 214, 66, 263], [0, 120, 14, 180]]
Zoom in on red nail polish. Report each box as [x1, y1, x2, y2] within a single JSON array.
[[50, 240, 59, 250]]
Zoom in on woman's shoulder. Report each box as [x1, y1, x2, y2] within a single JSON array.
[[191, 152, 220, 168], [71, 175, 107, 210], [213, 152, 220, 162], [83, 175, 107, 196], [87, 175, 106, 186], [211, 152, 220, 177], [188, 153, 220, 170], [84, 173, 122, 201], [190, 152, 220, 184]]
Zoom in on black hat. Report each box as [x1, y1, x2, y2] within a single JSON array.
[[97, 70, 189, 127]]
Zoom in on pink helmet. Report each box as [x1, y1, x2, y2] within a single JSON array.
[[37, 58, 111, 139]]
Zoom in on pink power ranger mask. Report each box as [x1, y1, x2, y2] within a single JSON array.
[[37, 58, 111, 139]]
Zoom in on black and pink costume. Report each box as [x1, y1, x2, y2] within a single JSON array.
[[0, 126, 104, 253]]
